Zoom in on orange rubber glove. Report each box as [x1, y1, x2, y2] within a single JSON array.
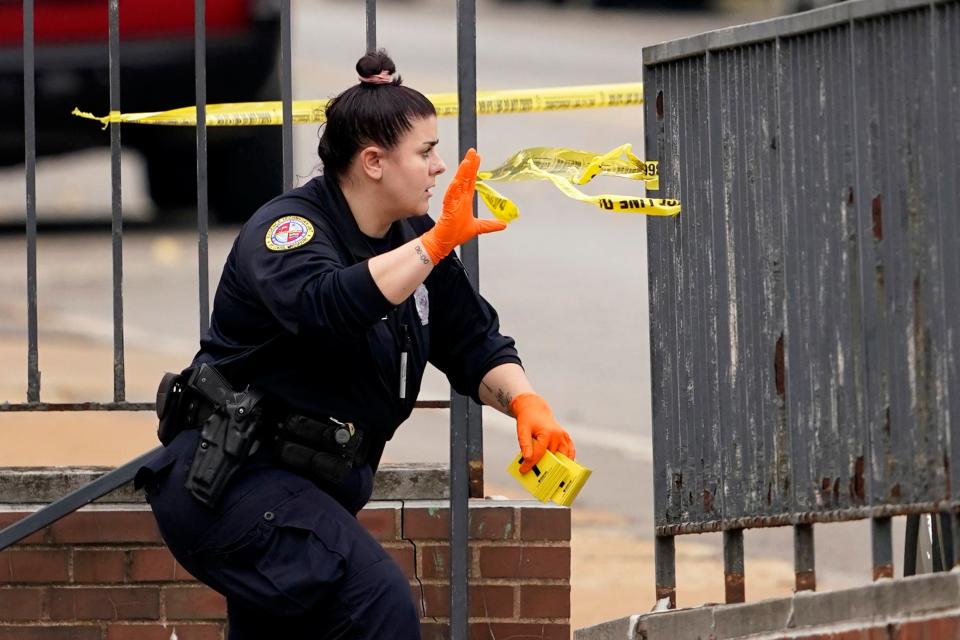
[[511, 393, 577, 474], [419, 148, 506, 264]]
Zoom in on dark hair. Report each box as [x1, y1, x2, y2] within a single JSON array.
[[317, 50, 436, 176]]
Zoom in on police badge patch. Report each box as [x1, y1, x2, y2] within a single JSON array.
[[265, 216, 314, 251]]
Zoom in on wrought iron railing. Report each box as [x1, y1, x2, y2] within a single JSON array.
[[2, 0, 485, 633], [644, 0, 960, 607]]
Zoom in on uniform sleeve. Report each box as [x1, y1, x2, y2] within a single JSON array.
[[240, 216, 394, 338], [426, 253, 522, 403]]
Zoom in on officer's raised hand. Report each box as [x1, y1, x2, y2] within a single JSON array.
[[419, 148, 507, 264], [368, 146, 508, 305]]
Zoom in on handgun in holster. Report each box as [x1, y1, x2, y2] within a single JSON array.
[[182, 363, 267, 507]]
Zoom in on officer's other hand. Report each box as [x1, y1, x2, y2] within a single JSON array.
[[511, 393, 576, 474], [419, 148, 507, 264]]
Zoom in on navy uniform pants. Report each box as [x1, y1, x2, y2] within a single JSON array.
[[141, 430, 420, 639]]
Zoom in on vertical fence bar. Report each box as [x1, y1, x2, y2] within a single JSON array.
[[23, 0, 40, 403], [932, 513, 952, 571], [723, 529, 745, 603], [456, 0, 483, 501], [872, 516, 894, 580], [904, 514, 920, 576], [655, 535, 676, 609], [365, 0, 376, 52], [449, 381, 472, 635], [195, 0, 210, 337], [953, 512, 960, 570], [793, 524, 816, 591], [280, 0, 293, 190], [108, 0, 125, 402], [451, 0, 478, 634]]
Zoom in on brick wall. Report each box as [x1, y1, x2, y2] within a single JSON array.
[[0, 500, 570, 640]]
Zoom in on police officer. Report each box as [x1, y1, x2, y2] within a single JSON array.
[[137, 50, 577, 639]]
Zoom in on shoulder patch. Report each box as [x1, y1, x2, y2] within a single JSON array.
[[265, 216, 314, 251]]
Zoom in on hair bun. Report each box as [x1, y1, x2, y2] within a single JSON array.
[[356, 49, 401, 85], [319, 50, 434, 176]]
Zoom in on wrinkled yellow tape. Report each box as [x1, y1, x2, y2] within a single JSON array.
[[476, 145, 680, 220], [72, 84, 680, 218]]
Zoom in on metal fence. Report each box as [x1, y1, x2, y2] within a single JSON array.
[[3, 0, 484, 634], [644, 0, 960, 607]]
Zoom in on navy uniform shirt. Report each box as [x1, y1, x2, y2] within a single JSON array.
[[193, 173, 521, 444]]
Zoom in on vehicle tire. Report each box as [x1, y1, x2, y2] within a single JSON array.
[[207, 126, 284, 223], [142, 126, 283, 224], [143, 141, 196, 212]]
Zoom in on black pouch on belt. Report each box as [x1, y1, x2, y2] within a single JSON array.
[[273, 415, 366, 486], [156, 371, 187, 446]]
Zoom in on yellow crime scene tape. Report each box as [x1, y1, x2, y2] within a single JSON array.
[[71, 83, 644, 127], [72, 82, 680, 217], [476, 144, 681, 220]]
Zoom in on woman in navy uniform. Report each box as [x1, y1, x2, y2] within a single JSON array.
[[138, 50, 577, 639]]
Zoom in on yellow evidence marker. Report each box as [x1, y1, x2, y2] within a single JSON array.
[[507, 450, 592, 507]]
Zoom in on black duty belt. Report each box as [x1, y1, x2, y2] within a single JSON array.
[[155, 364, 369, 507]]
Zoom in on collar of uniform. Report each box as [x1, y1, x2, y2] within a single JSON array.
[[314, 172, 379, 264], [315, 173, 419, 263]]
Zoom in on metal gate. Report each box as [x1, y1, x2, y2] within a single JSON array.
[[644, 0, 960, 607], [3, 0, 486, 634]]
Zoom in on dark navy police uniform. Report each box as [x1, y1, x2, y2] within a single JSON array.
[[137, 173, 520, 639]]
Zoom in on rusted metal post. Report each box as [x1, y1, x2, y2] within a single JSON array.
[[793, 523, 816, 591], [279, 0, 293, 190], [932, 512, 953, 571], [952, 512, 960, 570], [655, 535, 676, 609], [455, 0, 484, 502], [23, 0, 40, 403], [365, 0, 376, 51], [724, 529, 745, 603], [872, 516, 894, 580], [194, 0, 210, 337], [904, 513, 920, 576], [108, 0, 126, 403]]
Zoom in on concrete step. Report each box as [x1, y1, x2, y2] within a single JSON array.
[[575, 571, 960, 639]]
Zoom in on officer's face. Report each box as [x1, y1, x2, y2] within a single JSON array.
[[381, 116, 446, 217]]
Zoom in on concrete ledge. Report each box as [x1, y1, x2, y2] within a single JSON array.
[[573, 615, 640, 640], [0, 463, 450, 504], [575, 573, 960, 640], [791, 572, 960, 628]]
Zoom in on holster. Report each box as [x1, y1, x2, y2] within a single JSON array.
[[182, 364, 267, 508]]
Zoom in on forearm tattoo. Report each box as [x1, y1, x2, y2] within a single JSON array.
[[415, 244, 431, 265], [482, 381, 513, 413]]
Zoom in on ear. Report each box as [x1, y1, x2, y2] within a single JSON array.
[[357, 145, 384, 180]]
